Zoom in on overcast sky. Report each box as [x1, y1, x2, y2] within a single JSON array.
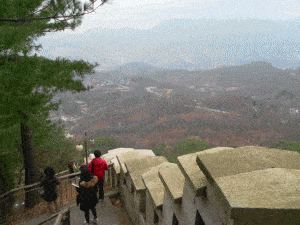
[[62, 0, 300, 33], [36, 0, 300, 70]]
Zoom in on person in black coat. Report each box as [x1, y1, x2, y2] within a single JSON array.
[[76, 167, 98, 224], [67, 160, 75, 173], [67, 160, 76, 179], [40, 167, 60, 213]]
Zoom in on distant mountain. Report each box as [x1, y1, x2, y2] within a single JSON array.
[[112, 62, 165, 72], [100, 62, 168, 78], [36, 18, 300, 70]]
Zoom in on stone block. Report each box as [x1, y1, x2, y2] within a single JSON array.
[[158, 163, 185, 204], [125, 156, 168, 191], [117, 150, 156, 174], [142, 162, 173, 209]]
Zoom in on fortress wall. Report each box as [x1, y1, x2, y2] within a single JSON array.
[[103, 147, 300, 225], [145, 189, 156, 225], [193, 181, 233, 225]]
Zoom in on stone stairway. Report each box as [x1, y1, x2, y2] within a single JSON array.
[[19, 197, 120, 225], [70, 197, 120, 225]]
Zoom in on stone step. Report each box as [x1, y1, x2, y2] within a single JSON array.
[[70, 197, 120, 225], [18, 197, 120, 225]]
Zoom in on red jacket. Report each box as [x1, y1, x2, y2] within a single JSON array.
[[88, 157, 108, 180]]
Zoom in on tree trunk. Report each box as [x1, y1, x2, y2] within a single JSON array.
[[20, 112, 39, 208], [0, 155, 15, 223]]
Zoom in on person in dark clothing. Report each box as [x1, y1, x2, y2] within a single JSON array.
[[88, 150, 108, 201], [40, 167, 60, 213], [78, 162, 87, 172], [76, 167, 98, 224], [67, 160, 75, 174], [67, 160, 76, 179], [79, 164, 88, 172]]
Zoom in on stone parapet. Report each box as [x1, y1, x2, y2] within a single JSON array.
[[116, 150, 156, 174], [102, 148, 135, 174], [125, 156, 168, 191], [103, 146, 300, 225], [102, 148, 134, 164], [196, 146, 300, 181], [195, 146, 300, 224], [177, 153, 207, 197], [158, 163, 185, 204], [142, 162, 173, 209], [217, 168, 300, 209]]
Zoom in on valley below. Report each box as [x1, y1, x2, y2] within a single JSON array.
[[50, 61, 300, 151]]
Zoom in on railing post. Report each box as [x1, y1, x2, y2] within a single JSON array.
[[53, 208, 70, 225], [112, 168, 115, 187], [54, 213, 63, 225], [105, 168, 108, 184], [61, 208, 70, 225], [25, 186, 39, 208], [109, 167, 112, 187]]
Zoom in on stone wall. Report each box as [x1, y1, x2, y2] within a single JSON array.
[[102, 146, 300, 225]]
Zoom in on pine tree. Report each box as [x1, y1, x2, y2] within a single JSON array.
[[0, 0, 108, 208]]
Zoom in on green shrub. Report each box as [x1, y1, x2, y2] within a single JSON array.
[[230, 145, 239, 148], [174, 139, 212, 154], [93, 137, 123, 154], [153, 143, 167, 156], [269, 140, 300, 153], [167, 139, 212, 164]]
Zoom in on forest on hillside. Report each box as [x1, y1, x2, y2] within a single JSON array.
[[54, 62, 300, 152]]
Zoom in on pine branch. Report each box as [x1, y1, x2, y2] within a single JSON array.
[[0, 0, 109, 23]]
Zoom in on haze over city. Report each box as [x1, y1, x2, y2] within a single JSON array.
[[34, 0, 300, 71]]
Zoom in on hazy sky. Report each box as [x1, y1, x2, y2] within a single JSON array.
[[64, 0, 300, 33], [36, 0, 300, 70]]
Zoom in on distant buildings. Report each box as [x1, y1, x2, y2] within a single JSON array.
[[60, 116, 67, 121], [65, 133, 74, 138], [290, 108, 299, 114]]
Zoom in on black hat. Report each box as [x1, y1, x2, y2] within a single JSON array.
[[80, 167, 92, 182]]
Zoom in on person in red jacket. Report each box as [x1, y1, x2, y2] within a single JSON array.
[[88, 150, 108, 201]]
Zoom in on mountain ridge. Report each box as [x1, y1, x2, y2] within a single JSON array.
[[36, 17, 300, 70]]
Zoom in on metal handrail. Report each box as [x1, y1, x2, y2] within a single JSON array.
[[0, 172, 81, 200], [36, 207, 70, 225], [53, 207, 70, 225], [37, 212, 61, 225], [1, 163, 115, 200], [1, 163, 116, 225], [1, 173, 80, 225]]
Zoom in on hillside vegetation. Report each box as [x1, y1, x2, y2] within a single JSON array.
[[51, 62, 300, 150]]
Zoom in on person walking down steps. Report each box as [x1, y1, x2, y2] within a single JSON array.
[[40, 167, 60, 214], [76, 167, 99, 224], [88, 150, 108, 202]]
